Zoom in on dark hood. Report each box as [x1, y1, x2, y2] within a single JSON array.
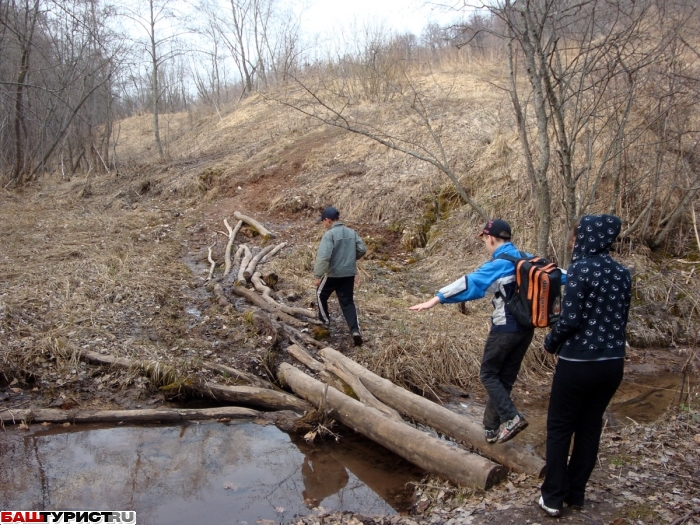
[[571, 214, 622, 262]]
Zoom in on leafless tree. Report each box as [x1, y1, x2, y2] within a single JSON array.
[[480, 0, 688, 259], [0, 0, 122, 184], [121, 0, 187, 160], [197, 0, 301, 99]]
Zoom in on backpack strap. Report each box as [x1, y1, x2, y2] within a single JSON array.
[[493, 252, 525, 298], [494, 252, 525, 263]]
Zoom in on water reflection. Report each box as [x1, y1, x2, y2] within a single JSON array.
[[300, 449, 349, 508], [0, 421, 422, 524], [291, 435, 422, 512]]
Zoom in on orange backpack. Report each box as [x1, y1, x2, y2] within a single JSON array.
[[496, 253, 563, 328]]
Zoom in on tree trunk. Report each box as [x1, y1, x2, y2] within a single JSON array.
[[150, 0, 165, 160], [318, 348, 545, 477], [204, 382, 310, 412], [278, 363, 507, 489]]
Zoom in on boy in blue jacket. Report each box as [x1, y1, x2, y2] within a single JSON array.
[[410, 219, 537, 444]]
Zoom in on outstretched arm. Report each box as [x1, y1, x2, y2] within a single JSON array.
[[409, 296, 441, 311]]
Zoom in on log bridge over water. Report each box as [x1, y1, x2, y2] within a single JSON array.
[[0, 212, 546, 491]]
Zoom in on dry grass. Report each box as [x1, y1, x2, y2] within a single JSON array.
[[0, 171, 267, 405], [4, 59, 697, 402]]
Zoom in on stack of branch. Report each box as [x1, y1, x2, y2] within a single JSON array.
[[208, 212, 278, 283], [207, 212, 320, 329], [280, 344, 546, 489]]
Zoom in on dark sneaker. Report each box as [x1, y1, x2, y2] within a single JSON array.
[[485, 429, 499, 444], [538, 496, 561, 517], [497, 413, 528, 443], [352, 332, 363, 346]]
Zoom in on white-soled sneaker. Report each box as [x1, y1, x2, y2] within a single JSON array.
[[497, 413, 528, 443], [538, 496, 561, 517], [485, 428, 499, 444]]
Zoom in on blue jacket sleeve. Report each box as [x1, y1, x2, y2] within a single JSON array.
[[436, 259, 510, 304], [544, 261, 584, 353]]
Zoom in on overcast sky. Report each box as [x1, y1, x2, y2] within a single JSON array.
[[299, 0, 467, 39]]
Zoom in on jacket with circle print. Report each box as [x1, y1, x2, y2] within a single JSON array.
[[544, 215, 631, 360]]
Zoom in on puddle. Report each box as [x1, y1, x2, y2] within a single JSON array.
[[0, 421, 423, 523], [185, 305, 201, 319]]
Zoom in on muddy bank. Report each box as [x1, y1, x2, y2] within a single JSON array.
[[289, 405, 700, 525]]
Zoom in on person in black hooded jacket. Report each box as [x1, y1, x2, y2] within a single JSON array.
[[538, 214, 632, 518]]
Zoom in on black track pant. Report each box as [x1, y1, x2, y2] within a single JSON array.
[[541, 357, 623, 510], [480, 328, 534, 431], [316, 276, 360, 334]]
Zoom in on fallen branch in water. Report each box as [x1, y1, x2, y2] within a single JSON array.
[[0, 406, 259, 425], [278, 362, 506, 490]]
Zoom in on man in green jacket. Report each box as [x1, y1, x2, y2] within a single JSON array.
[[314, 206, 367, 346]]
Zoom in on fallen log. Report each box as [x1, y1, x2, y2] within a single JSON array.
[[318, 348, 545, 477], [213, 282, 234, 308], [278, 363, 506, 489], [286, 343, 323, 372], [80, 350, 311, 413], [283, 324, 326, 349], [204, 382, 311, 412], [285, 344, 350, 394], [234, 211, 276, 239], [223, 219, 243, 276], [227, 284, 321, 327], [251, 272, 319, 321], [260, 242, 287, 264], [323, 360, 403, 422], [237, 245, 252, 284], [0, 406, 259, 425], [244, 245, 276, 280], [201, 361, 273, 389], [248, 310, 281, 347], [285, 344, 401, 422]]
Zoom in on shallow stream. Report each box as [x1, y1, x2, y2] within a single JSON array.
[[0, 420, 422, 524], [0, 363, 694, 524]]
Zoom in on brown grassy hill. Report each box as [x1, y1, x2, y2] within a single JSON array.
[[1, 65, 697, 406]]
